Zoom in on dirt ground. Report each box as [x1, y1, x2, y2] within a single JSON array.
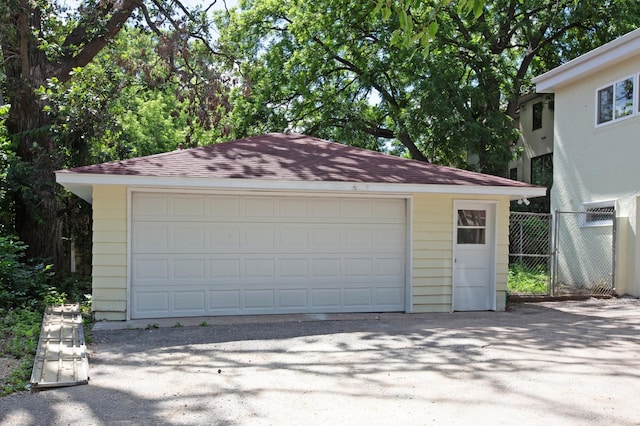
[[1, 298, 640, 425]]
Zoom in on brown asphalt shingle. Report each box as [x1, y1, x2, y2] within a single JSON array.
[[59, 133, 535, 188]]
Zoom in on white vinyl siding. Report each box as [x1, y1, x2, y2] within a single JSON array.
[[92, 185, 128, 320]]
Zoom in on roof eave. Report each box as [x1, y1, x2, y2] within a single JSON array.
[[55, 172, 546, 203], [533, 28, 640, 93]]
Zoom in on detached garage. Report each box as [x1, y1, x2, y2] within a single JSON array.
[[56, 133, 544, 321]]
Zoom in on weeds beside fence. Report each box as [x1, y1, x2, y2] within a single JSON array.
[[508, 212, 552, 295]]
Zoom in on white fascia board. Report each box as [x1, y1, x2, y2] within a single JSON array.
[[55, 172, 546, 203], [533, 28, 640, 93]]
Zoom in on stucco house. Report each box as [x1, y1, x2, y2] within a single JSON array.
[[508, 93, 554, 190], [533, 27, 640, 297], [56, 133, 544, 321]]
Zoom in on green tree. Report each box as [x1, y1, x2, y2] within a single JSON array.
[[0, 0, 227, 270], [219, 0, 640, 175]]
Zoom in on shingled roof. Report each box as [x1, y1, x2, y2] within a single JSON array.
[[56, 133, 544, 203], [60, 133, 534, 186]]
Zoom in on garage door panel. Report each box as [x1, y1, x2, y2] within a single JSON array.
[[375, 288, 405, 306], [133, 194, 168, 218], [342, 199, 373, 219], [344, 288, 372, 307], [173, 259, 205, 280], [310, 199, 341, 219], [207, 196, 240, 217], [169, 195, 205, 217], [131, 193, 407, 319], [133, 223, 169, 250], [244, 259, 275, 278], [244, 197, 275, 217], [172, 224, 206, 249], [345, 258, 373, 277], [279, 258, 309, 277], [375, 257, 406, 277], [210, 259, 241, 278], [134, 258, 169, 280], [134, 291, 169, 314], [174, 291, 206, 312], [209, 290, 241, 310], [345, 229, 373, 248], [312, 258, 341, 277], [374, 227, 406, 249], [278, 227, 309, 248], [245, 289, 275, 309], [311, 289, 341, 308], [311, 228, 341, 249], [277, 198, 308, 217], [375, 199, 407, 220], [242, 226, 275, 248], [209, 225, 241, 248], [278, 289, 308, 308]]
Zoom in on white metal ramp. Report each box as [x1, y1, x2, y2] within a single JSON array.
[[30, 304, 89, 390]]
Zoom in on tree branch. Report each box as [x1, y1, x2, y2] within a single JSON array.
[[56, 0, 142, 83]]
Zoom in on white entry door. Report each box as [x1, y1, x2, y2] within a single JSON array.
[[452, 201, 496, 311]]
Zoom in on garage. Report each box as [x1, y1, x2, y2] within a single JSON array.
[[131, 192, 407, 318], [55, 133, 545, 320]]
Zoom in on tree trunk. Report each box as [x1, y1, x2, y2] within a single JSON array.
[[2, 0, 140, 273], [3, 6, 65, 271]]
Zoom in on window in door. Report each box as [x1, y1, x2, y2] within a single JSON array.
[[457, 209, 486, 244]]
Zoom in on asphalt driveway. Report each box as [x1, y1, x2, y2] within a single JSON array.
[[2, 299, 640, 425]]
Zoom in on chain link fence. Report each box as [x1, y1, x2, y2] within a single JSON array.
[[553, 210, 615, 296], [508, 212, 552, 295]]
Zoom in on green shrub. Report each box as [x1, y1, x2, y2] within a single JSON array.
[[0, 235, 55, 310]]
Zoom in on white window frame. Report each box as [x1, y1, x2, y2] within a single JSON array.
[[581, 200, 616, 227], [595, 74, 637, 128]]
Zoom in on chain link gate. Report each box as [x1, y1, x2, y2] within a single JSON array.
[[508, 212, 552, 295], [552, 210, 616, 296]]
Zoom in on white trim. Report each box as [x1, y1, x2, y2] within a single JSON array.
[[56, 172, 546, 204], [126, 187, 133, 321], [405, 196, 414, 313], [128, 186, 412, 199], [534, 28, 640, 93], [451, 200, 498, 311]]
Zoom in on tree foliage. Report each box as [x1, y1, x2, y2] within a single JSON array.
[[0, 0, 230, 271], [220, 0, 640, 176]]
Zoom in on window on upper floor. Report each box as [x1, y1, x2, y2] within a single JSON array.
[[532, 102, 543, 130], [597, 76, 634, 126], [509, 167, 518, 181], [530, 153, 552, 187]]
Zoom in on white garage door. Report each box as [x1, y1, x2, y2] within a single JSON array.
[[130, 193, 407, 319]]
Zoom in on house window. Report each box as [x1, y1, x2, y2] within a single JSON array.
[[583, 201, 615, 227], [531, 153, 552, 187], [532, 102, 543, 130], [509, 167, 518, 180], [597, 76, 634, 125]]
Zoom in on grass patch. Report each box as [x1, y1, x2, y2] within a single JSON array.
[[0, 308, 42, 395], [508, 263, 549, 295]]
